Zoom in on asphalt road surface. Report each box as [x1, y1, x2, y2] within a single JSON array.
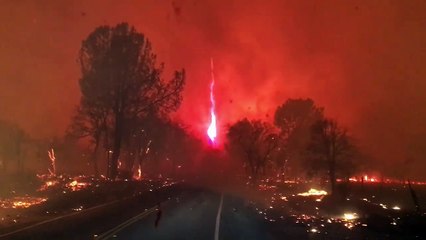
[[96, 189, 274, 240], [1, 186, 285, 240], [10, 185, 417, 240]]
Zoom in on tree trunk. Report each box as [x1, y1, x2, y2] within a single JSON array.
[[17, 154, 22, 172], [103, 127, 111, 177], [0, 156, 5, 172], [92, 135, 100, 177], [110, 112, 123, 179], [15, 139, 23, 172], [171, 159, 176, 178], [329, 158, 336, 196]]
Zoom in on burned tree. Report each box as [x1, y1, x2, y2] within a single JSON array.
[[273, 98, 323, 177], [0, 120, 26, 172], [274, 98, 323, 137], [68, 99, 109, 176], [306, 119, 355, 195], [226, 118, 278, 182], [76, 23, 185, 179]]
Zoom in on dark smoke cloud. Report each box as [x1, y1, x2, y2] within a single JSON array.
[[0, 0, 425, 178]]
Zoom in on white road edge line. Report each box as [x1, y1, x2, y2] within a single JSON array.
[[214, 193, 224, 240], [0, 198, 126, 238]]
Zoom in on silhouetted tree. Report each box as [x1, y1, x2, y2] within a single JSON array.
[[273, 98, 323, 177], [75, 23, 185, 179], [121, 113, 167, 173], [163, 122, 195, 177], [68, 100, 109, 176], [306, 119, 354, 195], [0, 120, 26, 172], [120, 114, 196, 178], [226, 118, 278, 183]]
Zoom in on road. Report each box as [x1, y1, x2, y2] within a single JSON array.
[[3, 183, 425, 240], [96, 189, 274, 240], [1, 185, 283, 240]]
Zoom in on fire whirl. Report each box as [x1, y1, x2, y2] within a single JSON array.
[[207, 58, 217, 145]]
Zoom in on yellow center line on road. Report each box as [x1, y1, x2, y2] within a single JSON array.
[[95, 205, 158, 240]]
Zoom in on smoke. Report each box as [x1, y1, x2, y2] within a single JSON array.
[[0, 0, 425, 178]]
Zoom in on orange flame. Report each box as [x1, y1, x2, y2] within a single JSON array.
[[48, 148, 56, 176], [207, 58, 217, 144], [135, 164, 142, 180], [1, 197, 47, 209]]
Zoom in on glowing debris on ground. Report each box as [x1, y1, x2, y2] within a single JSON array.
[[297, 188, 328, 197], [343, 213, 358, 221], [67, 179, 90, 191], [38, 180, 59, 191], [0, 197, 47, 209]]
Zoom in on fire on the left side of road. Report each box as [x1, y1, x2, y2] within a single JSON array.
[[343, 213, 358, 221], [0, 197, 47, 209], [297, 188, 328, 197], [134, 164, 142, 180], [37, 174, 92, 192], [67, 179, 90, 191], [38, 180, 59, 191]]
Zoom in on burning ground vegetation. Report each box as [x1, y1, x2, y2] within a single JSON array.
[[246, 179, 426, 239], [0, 173, 177, 233]]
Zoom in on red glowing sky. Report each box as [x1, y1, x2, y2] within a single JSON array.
[[1, 1, 426, 177]]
